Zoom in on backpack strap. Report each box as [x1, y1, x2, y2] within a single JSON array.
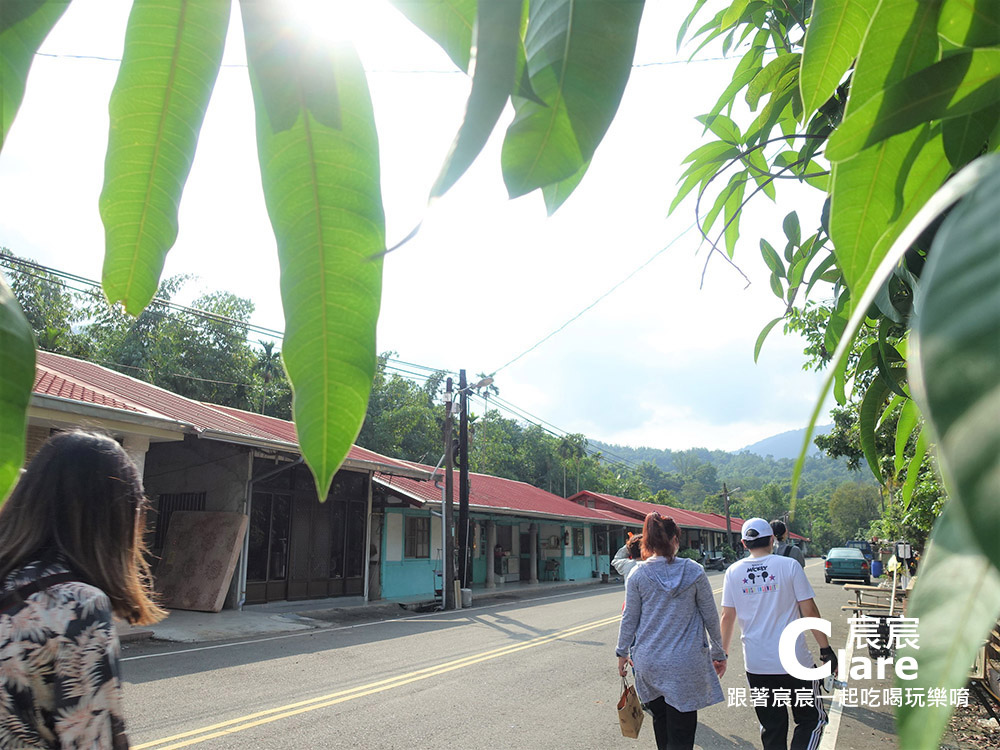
[[0, 572, 79, 614], [781, 544, 793, 558]]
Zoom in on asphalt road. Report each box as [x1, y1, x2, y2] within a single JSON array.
[[121, 559, 886, 750]]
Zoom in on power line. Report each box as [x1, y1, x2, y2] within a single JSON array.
[[6, 254, 640, 474], [33, 51, 732, 71], [491, 221, 699, 375]]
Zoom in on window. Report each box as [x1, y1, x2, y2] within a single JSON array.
[[405, 516, 430, 559], [154, 491, 206, 550], [572, 527, 585, 556]]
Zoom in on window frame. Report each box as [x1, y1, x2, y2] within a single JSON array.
[[404, 515, 430, 559]]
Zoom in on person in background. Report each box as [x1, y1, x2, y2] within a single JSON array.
[[721, 518, 836, 750], [611, 533, 643, 580], [0, 431, 166, 749], [770, 520, 806, 568], [616, 514, 726, 750]]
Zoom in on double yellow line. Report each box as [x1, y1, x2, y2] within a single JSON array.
[[135, 614, 621, 750]]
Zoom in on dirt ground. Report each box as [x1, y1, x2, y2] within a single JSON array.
[[947, 691, 1000, 750]]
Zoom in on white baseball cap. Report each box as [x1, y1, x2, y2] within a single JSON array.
[[741, 517, 773, 541]]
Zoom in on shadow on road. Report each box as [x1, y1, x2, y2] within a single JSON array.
[[120, 586, 622, 685]]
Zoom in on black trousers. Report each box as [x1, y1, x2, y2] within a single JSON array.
[[644, 697, 697, 750], [745, 672, 827, 750]]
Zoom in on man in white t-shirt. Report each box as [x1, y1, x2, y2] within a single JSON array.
[[721, 518, 837, 750]]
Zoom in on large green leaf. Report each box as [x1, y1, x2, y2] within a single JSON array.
[[389, 0, 475, 72], [790, 156, 992, 501], [541, 159, 589, 215], [827, 47, 1000, 161], [0, 0, 70, 152], [897, 502, 1000, 749], [942, 102, 1000, 168], [827, 0, 943, 302], [858, 367, 906, 480], [911, 153, 1000, 568], [430, 0, 524, 198], [799, 0, 873, 117], [938, 0, 1000, 47], [100, 0, 231, 314], [242, 3, 385, 500], [0, 273, 35, 504], [501, 0, 644, 199]]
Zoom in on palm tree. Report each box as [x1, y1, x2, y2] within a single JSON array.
[[254, 340, 282, 414]]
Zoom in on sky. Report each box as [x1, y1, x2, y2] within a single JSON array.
[[0, 0, 834, 454]]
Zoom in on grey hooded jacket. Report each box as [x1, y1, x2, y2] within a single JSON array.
[[615, 556, 726, 711]]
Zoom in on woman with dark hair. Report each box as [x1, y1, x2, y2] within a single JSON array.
[[616, 513, 727, 750], [0, 430, 165, 748]]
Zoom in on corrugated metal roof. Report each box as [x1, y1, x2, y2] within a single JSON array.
[[374, 469, 639, 525]]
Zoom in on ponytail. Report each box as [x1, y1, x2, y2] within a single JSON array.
[[641, 512, 680, 560]]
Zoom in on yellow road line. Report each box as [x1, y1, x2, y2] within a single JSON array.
[[135, 615, 621, 750]]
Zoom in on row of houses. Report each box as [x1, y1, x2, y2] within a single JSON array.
[[25, 351, 801, 612]]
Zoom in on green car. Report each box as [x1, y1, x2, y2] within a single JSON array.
[[824, 547, 871, 585]]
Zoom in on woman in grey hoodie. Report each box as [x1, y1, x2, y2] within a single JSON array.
[[616, 513, 727, 750]]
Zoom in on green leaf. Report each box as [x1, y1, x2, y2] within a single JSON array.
[[431, 0, 524, 197], [501, 0, 644, 198], [721, 0, 751, 29], [542, 159, 589, 214], [939, 0, 1000, 47], [911, 153, 1000, 569], [753, 316, 783, 363], [100, 0, 231, 314], [805, 251, 838, 296], [746, 53, 800, 110], [859, 367, 906, 480], [759, 238, 785, 278], [389, 0, 475, 72], [799, 0, 873, 117], [681, 140, 740, 166], [897, 502, 1000, 749], [942, 102, 1000, 168], [723, 174, 746, 255], [901, 426, 927, 508], [696, 113, 742, 142], [242, 5, 385, 500], [0, 0, 71, 152], [830, 125, 950, 305], [0, 273, 35, 505], [789, 155, 992, 505], [782, 211, 800, 247], [894, 397, 920, 473], [827, 47, 1000, 162], [676, 0, 710, 50]]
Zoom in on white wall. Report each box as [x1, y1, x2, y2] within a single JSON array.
[[385, 511, 403, 562]]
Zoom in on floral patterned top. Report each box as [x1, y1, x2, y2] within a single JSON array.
[[0, 559, 129, 749]]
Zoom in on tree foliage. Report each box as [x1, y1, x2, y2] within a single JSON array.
[[674, 1, 1000, 744]]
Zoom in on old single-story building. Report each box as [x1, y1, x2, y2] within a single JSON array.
[[568, 491, 808, 554], [25, 352, 643, 608]]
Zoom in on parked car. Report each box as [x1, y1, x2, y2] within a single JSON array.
[[844, 540, 873, 561], [824, 547, 871, 585]]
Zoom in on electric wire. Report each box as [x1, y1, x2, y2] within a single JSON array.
[[6, 255, 640, 474], [491, 221, 699, 376]]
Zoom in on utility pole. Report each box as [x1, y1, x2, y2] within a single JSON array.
[[458, 369, 470, 589], [721, 482, 733, 544], [443, 377, 455, 610]]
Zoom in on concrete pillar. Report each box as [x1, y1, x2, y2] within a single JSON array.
[[529, 523, 538, 584], [485, 520, 496, 589], [122, 434, 150, 478]]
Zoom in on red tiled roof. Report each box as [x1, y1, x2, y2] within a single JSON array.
[[569, 491, 724, 531], [34, 369, 143, 413], [375, 469, 638, 525], [570, 491, 806, 540], [33, 352, 429, 476]]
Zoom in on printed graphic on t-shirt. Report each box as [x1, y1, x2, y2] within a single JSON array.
[[740, 563, 779, 595]]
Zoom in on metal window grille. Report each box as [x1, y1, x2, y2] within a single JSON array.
[[154, 491, 206, 550], [573, 527, 585, 556], [404, 516, 430, 559]]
